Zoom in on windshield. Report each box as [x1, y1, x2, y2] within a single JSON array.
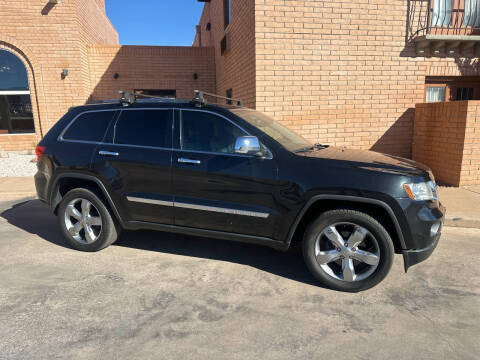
[[230, 109, 312, 152]]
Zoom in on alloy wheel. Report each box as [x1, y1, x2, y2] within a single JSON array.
[[64, 198, 103, 244], [315, 222, 380, 282]]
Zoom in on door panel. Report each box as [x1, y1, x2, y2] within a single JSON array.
[[91, 109, 174, 224], [172, 109, 280, 239]]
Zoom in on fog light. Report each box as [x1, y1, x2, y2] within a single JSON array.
[[431, 222, 441, 237]]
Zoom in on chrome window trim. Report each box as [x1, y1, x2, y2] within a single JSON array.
[[126, 195, 270, 219], [179, 108, 250, 137], [57, 107, 272, 159]]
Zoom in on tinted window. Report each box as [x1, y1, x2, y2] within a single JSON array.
[[180, 110, 245, 153], [231, 109, 311, 152], [63, 111, 116, 142], [115, 110, 170, 148]]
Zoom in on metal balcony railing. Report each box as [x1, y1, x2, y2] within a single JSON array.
[[408, 0, 480, 40]]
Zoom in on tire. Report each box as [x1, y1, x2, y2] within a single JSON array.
[[58, 188, 120, 252], [302, 209, 394, 292]]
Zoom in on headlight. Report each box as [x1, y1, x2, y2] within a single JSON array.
[[403, 181, 437, 201]]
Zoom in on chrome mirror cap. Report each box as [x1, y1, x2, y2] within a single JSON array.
[[235, 136, 261, 155]]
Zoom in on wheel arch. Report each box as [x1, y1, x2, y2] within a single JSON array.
[[286, 195, 406, 253], [49, 173, 124, 227]]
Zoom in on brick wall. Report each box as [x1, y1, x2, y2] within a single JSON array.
[[0, 0, 117, 152], [413, 101, 480, 186], [194, 0, 256, 108], [87, 45, 216, 101], [462, 102, 480, 185], [253, 0, 479, 158]]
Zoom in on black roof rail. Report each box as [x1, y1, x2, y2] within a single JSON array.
[[193, 90, 244, 108]]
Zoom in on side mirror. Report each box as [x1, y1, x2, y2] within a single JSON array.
[[235, 136, 262, 156]]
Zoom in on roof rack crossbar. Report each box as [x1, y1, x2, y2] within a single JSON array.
[[119, 91, 134, 107], [119, 90, 179, 106], [193, 90, 244, 107]]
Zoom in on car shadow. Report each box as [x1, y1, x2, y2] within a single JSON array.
[[0, 199, 320, 287]]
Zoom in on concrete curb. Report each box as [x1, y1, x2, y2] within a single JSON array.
[[444, 218, 480, 229]]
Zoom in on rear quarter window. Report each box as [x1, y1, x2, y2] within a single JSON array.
[[62, 111, 117, 142]]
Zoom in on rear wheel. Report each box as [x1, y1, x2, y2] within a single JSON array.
[[303, 209, 394, 292], [58, 188, 119, 252]]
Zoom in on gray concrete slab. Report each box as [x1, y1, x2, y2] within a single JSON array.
[[0, 199, 479, 359]]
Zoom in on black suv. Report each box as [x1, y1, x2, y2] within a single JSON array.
[[34, 92, 445, 292]]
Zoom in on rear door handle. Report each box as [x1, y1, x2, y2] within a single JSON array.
[[99, 150, 119, 157], [178, 157, 201, 165]]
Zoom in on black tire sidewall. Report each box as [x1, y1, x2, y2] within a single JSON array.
[[303, 210, 394, 292], [58, 188, 118, 252]]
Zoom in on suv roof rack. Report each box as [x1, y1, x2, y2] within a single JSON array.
[[193, 90, 244, 108], [118, 90, 245, 108], [118, 91, 184, 107]]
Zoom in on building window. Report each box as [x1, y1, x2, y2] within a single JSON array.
[[432, 0, 452, 26], [456, 87, 474, 100], [464, 0, 480, 26], [224, 0, 231, 28], [0, 49, 34, 134], [426, 86, 446, 102], [226, 89, 233, 105]]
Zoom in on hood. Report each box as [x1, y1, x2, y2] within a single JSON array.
[[298, 147, 431, 178]]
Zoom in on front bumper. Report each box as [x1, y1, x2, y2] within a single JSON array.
[[400, 201, 445, 271]]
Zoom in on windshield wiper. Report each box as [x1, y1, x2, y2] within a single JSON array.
[[295, 143, 329, 153]]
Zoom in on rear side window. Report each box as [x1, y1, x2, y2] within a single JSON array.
[[63, 111, 117, 142], [114, 110, 171, 148]]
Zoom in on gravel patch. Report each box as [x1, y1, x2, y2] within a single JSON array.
[[0, 153, 37, 177]]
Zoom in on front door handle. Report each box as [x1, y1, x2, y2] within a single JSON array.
[[178, 157, 201, 165], [99, 150, 119, 157]]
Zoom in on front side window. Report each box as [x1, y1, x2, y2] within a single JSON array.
[[464, 0, 480, 26], [63, 111, 117, 142], [0, 49, 34, 134], [114, 110, 170, 148], [432, 0, 452, 26], [180, 110, 245, 154], [231, 109, 312, 152]]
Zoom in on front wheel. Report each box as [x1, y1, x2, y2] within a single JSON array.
[[303, 209, 394, 292], [58, 188, 120, 252]]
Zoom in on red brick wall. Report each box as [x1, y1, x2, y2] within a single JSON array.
[[413, 102, 467, 186], [195, 0, 480, 158], [0, 0, 118, 152], [253, 0, 480, 158], [193, 0, 256, 108], [87, 45, 216, 101], [413, 101, 480, 186], [462, 102, 480, 185]]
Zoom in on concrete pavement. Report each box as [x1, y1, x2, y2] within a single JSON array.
[[0, 198, 479, 359], [1, 177, 480, 228]]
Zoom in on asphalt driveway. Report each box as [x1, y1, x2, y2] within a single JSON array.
[[0, 199, 479, 359]]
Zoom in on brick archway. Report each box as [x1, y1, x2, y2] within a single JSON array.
[[0, 34, 45, 142]]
